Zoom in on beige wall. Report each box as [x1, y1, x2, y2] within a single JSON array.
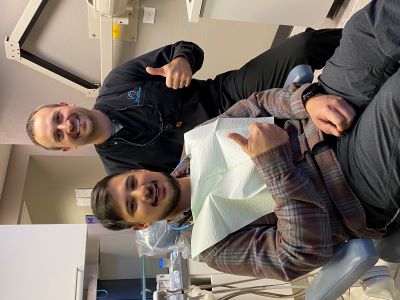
[[20, 201, 32, 224], [23, 155, 106, 224], [0, 144, 98, 224]]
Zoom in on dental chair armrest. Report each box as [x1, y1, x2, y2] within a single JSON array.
[[305, 239, 379, 300], [283, 64, 314, 88]]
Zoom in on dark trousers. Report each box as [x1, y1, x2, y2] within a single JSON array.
[[319, 0, 400, 230], [212, 28, 342, 111]]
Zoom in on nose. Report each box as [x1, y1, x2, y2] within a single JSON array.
[[130, 184, 152, 203], [57, 119, 73, 133]]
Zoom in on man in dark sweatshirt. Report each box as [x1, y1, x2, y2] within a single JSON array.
[[26, 29, 341, 174]]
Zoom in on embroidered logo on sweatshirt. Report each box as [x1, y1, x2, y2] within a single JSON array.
[[127, 87, 142, 105]]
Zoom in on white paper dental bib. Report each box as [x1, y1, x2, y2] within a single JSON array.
[[184, 117, 276, 260]]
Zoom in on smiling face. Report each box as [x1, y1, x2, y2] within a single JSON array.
[[106, 170, 181, 228], [32, 103, 100, 150]]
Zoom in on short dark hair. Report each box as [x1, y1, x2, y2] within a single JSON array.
[[91, 171, 135, 231], [26, 104, 63, 150]]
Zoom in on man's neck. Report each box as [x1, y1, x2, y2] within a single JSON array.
[[91, 109, 113, 144]]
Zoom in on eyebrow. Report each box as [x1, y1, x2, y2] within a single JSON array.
[[124, 175, 134, 214], [51, 111, 58, 143]]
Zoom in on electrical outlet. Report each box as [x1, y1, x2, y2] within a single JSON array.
[[143, 7, 156, 24]]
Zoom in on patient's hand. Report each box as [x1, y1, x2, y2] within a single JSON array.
[[305, 93, 355, 137], [228, 123, 288, 157]]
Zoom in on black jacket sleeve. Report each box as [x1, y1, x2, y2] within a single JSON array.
[[102, 41, 204, 86]]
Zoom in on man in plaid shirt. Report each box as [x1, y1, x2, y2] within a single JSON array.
[[91, 0, 400, 281]]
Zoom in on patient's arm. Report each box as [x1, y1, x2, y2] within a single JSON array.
[[220, 84, 355, 137], [199, 123, 335, 281], [199, 139, 335, 281], [220, 84, 311, 119]]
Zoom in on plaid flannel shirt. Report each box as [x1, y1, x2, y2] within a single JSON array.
[[169, 84, 383, 281]]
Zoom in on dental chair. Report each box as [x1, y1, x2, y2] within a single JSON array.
[[305, 227, 400, 300], [286, 65, 400, 300], [283, 64, 314, 88]]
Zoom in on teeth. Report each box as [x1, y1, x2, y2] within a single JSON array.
[[76, 118, 80, 136], [154, 183, 158, 202]]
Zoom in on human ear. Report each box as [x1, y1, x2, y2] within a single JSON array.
[[59, 101, 76, 107], [131, 223, 150, 231], [62, 146, 77, 152]]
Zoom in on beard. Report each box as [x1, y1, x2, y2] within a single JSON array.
[[158, 172, 181, 220]]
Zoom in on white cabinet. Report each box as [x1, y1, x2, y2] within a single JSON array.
[[0, 224, 87, 300], [186, 0, 334, 27]]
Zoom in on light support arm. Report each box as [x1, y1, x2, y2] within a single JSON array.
[[5, 0, 100, 97], [100, 14, 113, 84]]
